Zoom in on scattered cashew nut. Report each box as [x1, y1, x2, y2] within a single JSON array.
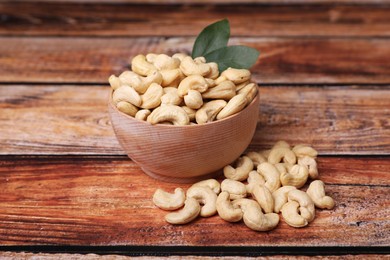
[[153, 188, 186, 211], [306, 180, 335, 209], [165, 197, 201, 224], [216, 191, 243, 222], [221, 179, 247, 200], [191, 179, 221, 194], [147, 105, 190, 125], [186, 186, 217, 217], [223, 156, 254, 181], [257, 162, 281, 192]]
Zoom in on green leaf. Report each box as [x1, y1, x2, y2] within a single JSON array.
[[204, 45, 260, 73], [192, 19, 230, 58]]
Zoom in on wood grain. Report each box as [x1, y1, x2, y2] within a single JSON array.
[[1, 3, 389, 37], [1, 37, 390, 84], [0, 157, 388, 246], [1, 85, 389, 155]]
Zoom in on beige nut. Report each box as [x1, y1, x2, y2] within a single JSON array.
[[237, 82, 258, 103], [206, 62, 219, 79], [195, 100, 227, 124], [235, 80, 250, 91], [281, 201, 308, 228], [180, 56, 210, 77], [272, 186, 297, 213], [298, 156, 319, 179], [280, 164, 309, 188], [246, 170, 265, 193], [274, 162, 294, 175], [293, 144, 318, 158], [172, 53, 188, 61], [221, 68, 251, 84], [191, 179, 221, 194], [223, 156, 254, 181], [140, 83, 164, 109], [251, 185, 274, 214], [112, 86, 142, 107], [153, 188, 186, 211], [147, 105, 190, 126], [288, 189, 315, 223], [216, 191, 243, 222], [216, 94, 248, 120], [273, 140, 291, 149], [108, 75, 121, 90], [177, 75, 209, 97], [131, 54, 157, 76], [119, 70, 163, 94], [260, 149, 271, 159], [161, 88, 183, 106], [186, 186, 217, 217], [221, 179, 247, 200], [145, 53, 158, 63], [165, 197, 200, 224], [160, 69, 182, 87], [246, 151, 267, 167], [135, 109, 151, 121], [116, 101, 138, 117], [184, 90, 203, 109], [257, 162, 281, 192], [268, 146, 297, 165], [306, 180, 335, 209], [201, 80, 236, 100], [215, 75, 227, 85], [152, 54, 180, 70], [181, 106, 197, 122]]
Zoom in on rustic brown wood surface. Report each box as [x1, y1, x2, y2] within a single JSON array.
[[1, 37, 390, 84]]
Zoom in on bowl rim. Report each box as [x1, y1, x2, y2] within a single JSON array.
[[108, 86, 260, 129]]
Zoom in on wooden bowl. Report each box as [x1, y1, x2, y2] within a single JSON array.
[[108, 90, 260, 183]]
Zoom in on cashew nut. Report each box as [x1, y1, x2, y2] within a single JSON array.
[[220, 68, 251, 84], [268, 146, 297, 165], [140, 83, 164, 109], [153, 188, 186, 211], [165, 197, 200, 224], [152, 54, 180, 70], [223, 156, 254, 181], [161, 88, 183, 106], [206, 62, 219, 79], [195, 100, 227, 124], [288, 189, 315, 223], [216, 191, 243, 222], [237, 82, 258, 103], [306, 180, 335, 209], [145, 53, 158, 63], [184, 90, 203, 109], [172, 53, 188, 61], [298, 156, 319, 179], [186, 186, 217, 217], [245, 151, 267, 167], [216, 94, 248, 120], [112, 86, 142, 107], [159, 69, 182, 87], [273, 140, 291, 149], [280, 164, 309, 188], [281, 201, 308, 228], [181, 106, 197, 122], [131, 54, 157, 76], [191, 179, 221, 194], [180, 56, 210, 76], [116, 101, 138, 117], [272, 186, 297, 213], [251, 185, 274, 214], [108, 75, 121, 90], [119, 70, 163, 94], [221, 179, 247, 200], [235, 80, 250, 91], [147, 105, 190, 125], [246, 170, 265, 193], [257, 162, 281, 192], [202, 80, 236, 101], [292, 144, 318, 158], [177, 75, 209, 97], [135, 109, 151, 121]]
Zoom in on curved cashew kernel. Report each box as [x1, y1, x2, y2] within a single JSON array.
[[246, 170, 266, 193], [221, 179, 247, 200], [275, 162, 294, 174], [220, 68, 251, 84], [298, 156, 319, 179], [223, 156, 254, 181], [191, 179, 221, 194], [180, 56, 210, 77], [194, 56, 206, 63], [280, 164, 309, 188], [251, 185, 274, 214], [135, 109, 151, 121], [272, 186, 297, 213], [184, 90, 203, 109], [177, 75, 209, 97], [273, 140, 291, 149], [246, 151, 267, 167], [205, 62, 219, 79], [112, 86, 142, 107], [145, 53, 158, 63], [172, 53, 188, 61], [257, 162, 281, 192], [152, 54, 180, 70], [160, 69, 182, 87], [186, 186, 217, 217], [153, 188, 186, 211], [119, 71, 163, 94], [293, 144, 318, 158], [235, 80, 250, 91], [161, 88, 183, 106], [260, 149, 271, 159], [140, 83, 164, 109], [116, 101, 138, 117], [202, 80, 236, 100], [268, 147, 297, 165], [165, 197, 200, 224], [216, 94, 248, 120], [147, 105, 190, 126], [306, 180, 335, 209], [108, 75, 121, 90], [216, 191, 243, 222], [238, 83, 258, 103], [288, 189, 315, 223], [205, 78, 216, 88], [281, 201, 308, 228], [195, 100, 227, 124], [181, 106, 197, 122], [131, 54, 157, 76]]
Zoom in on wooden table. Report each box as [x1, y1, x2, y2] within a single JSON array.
[[0, 0, 389, 259]]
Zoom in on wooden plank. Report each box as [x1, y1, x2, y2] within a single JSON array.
[[0, 157, 388, 246], [1, 3, 389, 37], [1, 85, 389, 155], [0, 37, 390, 84]]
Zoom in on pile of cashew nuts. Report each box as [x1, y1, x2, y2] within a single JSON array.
[[152, 141, 335, 231], [109, 53, 257, 125]]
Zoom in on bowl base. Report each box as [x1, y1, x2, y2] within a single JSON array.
[[141, 167, 223, 184]]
